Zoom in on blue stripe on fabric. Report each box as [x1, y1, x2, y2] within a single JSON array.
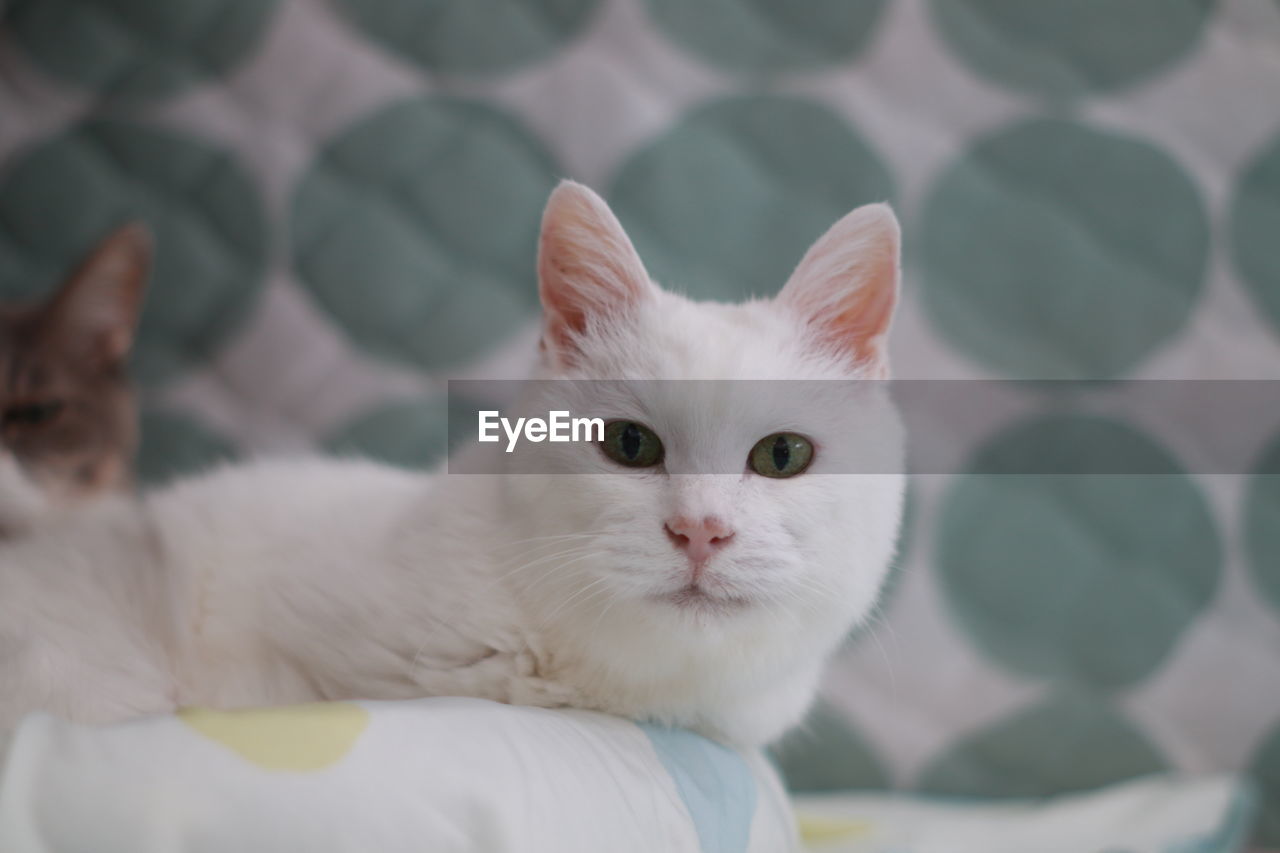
[[1165, 779, 1259, 853], [639, 723, 757, 853]]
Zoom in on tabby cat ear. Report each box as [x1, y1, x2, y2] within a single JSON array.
[[44, 223, 152, 369], [537, 181, 653, 365], [778, 203, 900, 374]]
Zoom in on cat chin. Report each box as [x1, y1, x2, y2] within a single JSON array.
[[650, 584, 756, 618]]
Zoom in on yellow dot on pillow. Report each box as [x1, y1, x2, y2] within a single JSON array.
[[796, 813, 875, 846], [178, 702, 369, 772]]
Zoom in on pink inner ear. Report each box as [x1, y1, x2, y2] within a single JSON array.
[[811, 243, 897, 366], [781, 204, 900, 371], [537, 182, 651, 362], [539, 252, 596, 352], [44, 224, 152, 368]]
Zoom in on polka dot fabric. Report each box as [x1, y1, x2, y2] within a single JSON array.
[[919, 118, 1208, 380], [0, 119, 269, 387], [610, 94, 894, 301], [0, 698, 795, 852], [5, 0, 280, 101], [291, 96, 555, 371], [2, 0, 1279, 843]]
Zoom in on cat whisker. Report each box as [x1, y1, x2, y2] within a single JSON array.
[[507, 551, 613, 608], [761, 597, 800, 632], [490, 531, 610, 553], [495, 541, 600, 569], [570, 584, 618, 630], [493, 545, 601, 583], [866, 623, 897, 697], [539, 564, 613, 625], [495, 544, 597, 572], [848, 601, 899, 698], [740, 582, 797, 630], [588, 590, 622, 636], [788, 576, 843, 611], [763, 577, 818, 613]]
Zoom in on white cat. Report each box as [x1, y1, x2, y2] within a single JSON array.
[[0, 182, 904, 748]]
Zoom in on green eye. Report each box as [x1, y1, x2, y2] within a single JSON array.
[[600, 421, 664, 468], [749, 433, 814, 478]]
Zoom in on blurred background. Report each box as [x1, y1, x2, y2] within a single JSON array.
[[0, 0, 1278, 846]]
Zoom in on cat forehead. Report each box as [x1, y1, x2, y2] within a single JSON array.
[[0, 313, 117, 396], [0, 347, 76, 398], [619, 290, 840, 380]]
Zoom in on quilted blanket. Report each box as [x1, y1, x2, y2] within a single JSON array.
[[1, 0, 1278, 846]]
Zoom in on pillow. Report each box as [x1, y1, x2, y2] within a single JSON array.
[[0, 697, 797, 853], [794, 773, 1257, 853]]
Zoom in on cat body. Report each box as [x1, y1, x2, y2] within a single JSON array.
[[0, 184, 903, 747]]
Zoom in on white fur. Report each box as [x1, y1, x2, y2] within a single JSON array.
[[0, 454, 52, 537], [0, 183, 904, 748]]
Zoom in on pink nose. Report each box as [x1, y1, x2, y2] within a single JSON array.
[[664, 515, 735, 566]]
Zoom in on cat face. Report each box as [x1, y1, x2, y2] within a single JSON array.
[[0, 225, 151, 527], [505, 183, 904, 657]]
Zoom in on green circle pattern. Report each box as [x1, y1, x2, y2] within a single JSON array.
[[610, 95, 893, 302], [324, 397, 452, 470], [5, 0, 280, 100], [1244, 432, 1280, 613], [645, 0, 887, 73], [917, 691, 1167, 798], [770, 701, 890, 793], [0, 119, 268, 385], [936, 415, 1220, 689], [292, 97, 557, 371], [137, 409, 237, 486], [928, 0, 1214, 99], [331, 0, 599, 76], [1250, 722, 1280, 846], [919, 117, 1208, 380], [1230, 132, 1280, 340]]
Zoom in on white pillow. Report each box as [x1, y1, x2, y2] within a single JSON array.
[[794, 773, 1256, 853], [0, 697, 797, 853]]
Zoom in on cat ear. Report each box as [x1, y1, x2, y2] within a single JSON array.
[[778, 203, 900, 374], [43, 223, 152, 368], [537, 181, 653, 364]]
